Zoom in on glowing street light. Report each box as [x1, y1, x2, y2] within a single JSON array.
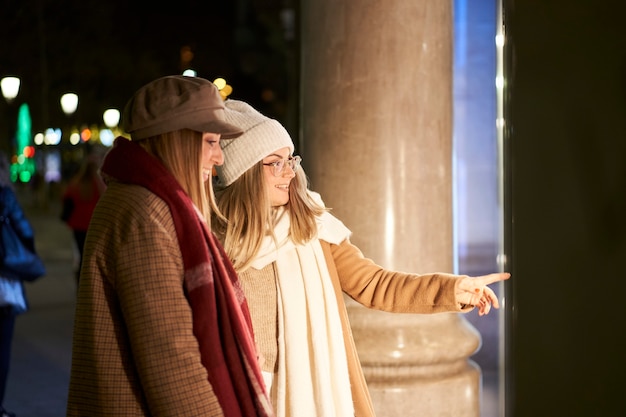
[[213, 77, 233, 100], [1, 76, 20, 103], [103, 108, 120, 128], [60, 92, 79, 116], [100, 108, 120, 147]]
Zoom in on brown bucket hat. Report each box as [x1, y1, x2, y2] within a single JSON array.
[[122, 75, 243, 140]]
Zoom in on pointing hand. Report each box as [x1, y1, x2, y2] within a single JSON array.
[[455, 272, 511, 316]]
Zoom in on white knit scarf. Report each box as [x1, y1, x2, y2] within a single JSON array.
[[250, 194, 354, 417]]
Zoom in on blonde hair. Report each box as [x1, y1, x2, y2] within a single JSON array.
[[137, 129, 220, 224], [214, 161, 325, 271]]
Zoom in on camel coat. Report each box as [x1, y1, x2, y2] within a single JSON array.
[[323, 240, 472, 417], [240, 237, 472, 417]]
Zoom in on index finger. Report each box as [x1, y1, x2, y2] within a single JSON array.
[[473, 272, 511, 287]]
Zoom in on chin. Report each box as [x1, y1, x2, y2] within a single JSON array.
[[271, 199, 290, 207]]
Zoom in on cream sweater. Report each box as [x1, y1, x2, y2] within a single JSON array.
[[239, 263, 279, 373]]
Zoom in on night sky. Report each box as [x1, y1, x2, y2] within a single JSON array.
[[0, 0, 295, 134]]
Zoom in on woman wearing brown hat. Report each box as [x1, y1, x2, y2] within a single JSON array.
[[212, 100, 510, 417], [66, 76, 273, 417]]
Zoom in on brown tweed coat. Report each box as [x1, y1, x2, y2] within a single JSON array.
[[67, 183, 225, 416]]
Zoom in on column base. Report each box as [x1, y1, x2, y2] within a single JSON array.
[[368, 361, 481, 417]]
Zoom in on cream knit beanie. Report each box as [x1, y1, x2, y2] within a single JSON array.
[[216, 99, 294, 187]]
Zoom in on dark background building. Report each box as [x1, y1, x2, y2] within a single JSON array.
[[0, 0, 298, 145]]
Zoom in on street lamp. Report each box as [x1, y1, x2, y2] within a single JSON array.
[[60, 92, 78, 116], [1, 76, 20, 103], [60, 92, 80, 145], [1, 76, 21, 157], [103, 108, 120, 128], [101, 108, 120, 147]]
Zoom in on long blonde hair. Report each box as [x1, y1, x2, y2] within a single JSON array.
[[214, 161, 325, 271], [138, 129, 219, 224]]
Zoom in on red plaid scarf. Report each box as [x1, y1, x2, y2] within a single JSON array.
[[101, 137, 273, 417]]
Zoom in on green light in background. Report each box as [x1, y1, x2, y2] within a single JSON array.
[[11, 103, 36, 183], [16, 103, 32, 152]]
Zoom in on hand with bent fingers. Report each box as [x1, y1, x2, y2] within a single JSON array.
[[455, 272, 511, 316]]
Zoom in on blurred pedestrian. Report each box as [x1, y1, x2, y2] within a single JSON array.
[[213, 100, 510, 417], [67, 76, 273, 417], [0, 151, 38, 417], [60, 156, 105, 284]]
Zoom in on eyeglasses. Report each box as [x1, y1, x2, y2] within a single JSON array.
[[262, 155, 302, 177]]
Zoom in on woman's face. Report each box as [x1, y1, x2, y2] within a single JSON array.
[[201, 132, 223, 182], [262, 147, 296, 207]]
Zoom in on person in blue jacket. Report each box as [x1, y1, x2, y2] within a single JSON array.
[[0, 151, 39, 417]]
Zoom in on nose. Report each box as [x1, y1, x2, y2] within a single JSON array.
[[282, 163, 296, 178], [213, 146, 224, 166]]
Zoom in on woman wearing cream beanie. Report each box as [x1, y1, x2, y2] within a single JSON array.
[[214, 99, 510, 417]]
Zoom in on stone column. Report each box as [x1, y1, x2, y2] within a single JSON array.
[[300, 1, 483, 416]]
